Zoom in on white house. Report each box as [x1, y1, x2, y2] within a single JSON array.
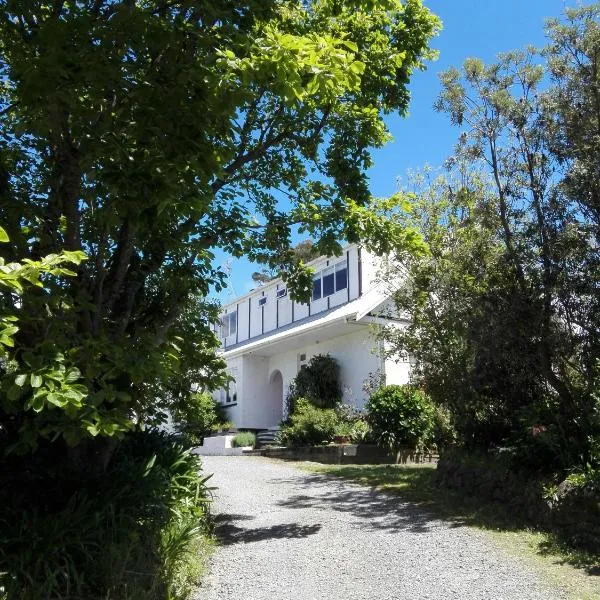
[[212, 244, 409, 430]]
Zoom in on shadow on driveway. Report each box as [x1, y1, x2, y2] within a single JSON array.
[[214, 512, 322, 545], [270, 472, 458, 535]]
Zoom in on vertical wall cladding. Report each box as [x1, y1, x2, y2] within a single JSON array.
[[236, 298, 250, 344], [293, 300, 309, 321], [276, 285, 293, 328], [347, 245, 360, 300], [249, 292, 263, 338], [262, 286, 277, 334], [218, 244, 367, 348], [358, 247, 380, 291]]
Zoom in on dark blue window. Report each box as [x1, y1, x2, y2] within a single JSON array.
[[335, 266, 347, 292], [312, 277, 322, 301], [323, 268, 335, 296]]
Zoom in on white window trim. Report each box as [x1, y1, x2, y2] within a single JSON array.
[[222, 312, 237, 337], [312, 260, 347, 301]]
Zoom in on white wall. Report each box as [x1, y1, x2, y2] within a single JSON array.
[[382, 325, 411, 387], [266, 327, 382, 413]]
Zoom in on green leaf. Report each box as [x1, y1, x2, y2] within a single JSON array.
[[0, 227, 8, 243], [30, 374, 43, 388]]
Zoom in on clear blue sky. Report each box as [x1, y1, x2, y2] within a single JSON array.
[[217, 0, 569, 302]]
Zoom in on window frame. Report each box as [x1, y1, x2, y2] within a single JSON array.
[[311, 260, 347, 301], [221, 312, 237, 338]]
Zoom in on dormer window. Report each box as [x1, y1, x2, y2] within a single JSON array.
[[258, 296, 267, 307]]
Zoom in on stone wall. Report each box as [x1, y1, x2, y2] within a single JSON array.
[[259, 444, 438, 465]]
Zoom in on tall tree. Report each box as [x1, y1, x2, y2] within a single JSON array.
[[381, 4, 600, 466], [0, 0, 439, 456]]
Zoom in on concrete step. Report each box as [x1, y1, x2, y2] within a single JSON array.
[[256, 427, 280, 448]]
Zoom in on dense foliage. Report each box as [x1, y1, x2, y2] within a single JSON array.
[[0, 430, 213, 600], [381, 4, 600, 472], [366, 385, 435, 454], [278, 398, 339, 446], [0, 0, 438, 455], [171, 391, 228, 446], [0, 1, 439, 595], [287, 353, 342, 411]]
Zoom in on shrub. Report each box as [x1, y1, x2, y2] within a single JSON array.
[[172, 391, 227, 445], [366, 385, 435, 455], [231, 432, 256, 448], [0, 430, 213, 600], [432, 404, 458, 451], [334, 404, 372, 443], [278, 398, 339, 446], [287, 354, 342, 412]]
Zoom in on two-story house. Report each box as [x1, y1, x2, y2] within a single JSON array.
[[212, 244, 410, 430]]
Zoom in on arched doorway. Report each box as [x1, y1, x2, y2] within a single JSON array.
[[265, 370, 284, 427]]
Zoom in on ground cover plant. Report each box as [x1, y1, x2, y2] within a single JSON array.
[[231, 432, 256, 448], [0, 430, 214, 600], [366, 384, 435, 457], [278, 398, 340, 446]]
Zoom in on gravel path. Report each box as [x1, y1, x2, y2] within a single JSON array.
[[195, 456, 564, 600]]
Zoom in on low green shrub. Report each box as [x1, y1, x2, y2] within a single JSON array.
[[366, 385, 435, 454], [231, 432, 256, 448], [172, 391, 228, 445], [278, 398, 339, 446], [334, 405, 372, 443], [0, 430, 213, 600]]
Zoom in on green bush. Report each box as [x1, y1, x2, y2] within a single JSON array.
[[286, 354, 342, 411], [334, 404, 372, 443], [231, 432, 256, 448], [366, 385, 435, 454], [278, 398, 339, 446], [432, 404, 458, 451], [0, 430, 213, 600], [172, 391, 227, 445]]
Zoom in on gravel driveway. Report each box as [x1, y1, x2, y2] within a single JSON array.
[[195, 456, 564, 600]]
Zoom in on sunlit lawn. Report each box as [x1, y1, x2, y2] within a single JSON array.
[[301, 463, 600, 600]]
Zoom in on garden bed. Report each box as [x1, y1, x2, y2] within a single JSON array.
[[257, 444, 438, 465]]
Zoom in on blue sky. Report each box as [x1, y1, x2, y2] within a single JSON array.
[[217, 0, 569, 303]]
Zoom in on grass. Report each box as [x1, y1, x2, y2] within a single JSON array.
[[301, 463, 600, 600]]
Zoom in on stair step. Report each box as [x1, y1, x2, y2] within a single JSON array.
[[255, 427, 280, 448]]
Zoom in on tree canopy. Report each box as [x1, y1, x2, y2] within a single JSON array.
[[0, 0, 440, 454], [381, 4, 600, 469]]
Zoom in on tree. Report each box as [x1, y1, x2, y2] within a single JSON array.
[[251, 239, 317, 285], [0, 1, 440, 458], [380, 4, 600, 466]]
